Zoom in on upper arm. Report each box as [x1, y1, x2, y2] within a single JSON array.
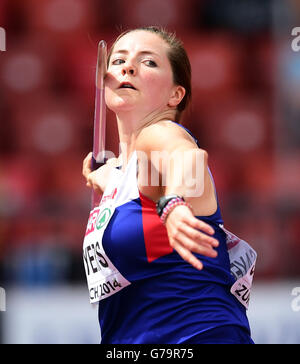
[[136, 122, 209, 198], [136, 121, 198, 153]]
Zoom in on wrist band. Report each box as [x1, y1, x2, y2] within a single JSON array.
[[156, 195, 183, 217], [160, 198, 193, 225]]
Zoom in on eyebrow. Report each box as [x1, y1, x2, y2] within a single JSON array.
[[111, 49, 160, 58]]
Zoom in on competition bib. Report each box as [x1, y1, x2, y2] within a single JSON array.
[[83, 153, 139, 304], [83, 201, 131, 304], [220, 225, 257, 309], [83, 169, 131, 304]]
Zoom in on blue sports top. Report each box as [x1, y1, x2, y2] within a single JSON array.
[[94, 123, 251, 344]]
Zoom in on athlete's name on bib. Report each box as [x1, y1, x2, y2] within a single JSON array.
[[83, 242, 109, 276]]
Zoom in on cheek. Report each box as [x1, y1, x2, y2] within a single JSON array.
[[143, 72, 172, 98]]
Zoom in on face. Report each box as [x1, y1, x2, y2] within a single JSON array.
[[105, 30, 183, 118]]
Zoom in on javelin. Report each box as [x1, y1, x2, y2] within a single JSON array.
[[92, 40, 107, 209]]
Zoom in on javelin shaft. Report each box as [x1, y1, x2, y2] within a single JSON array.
[[92, 40, 107, 168], [92, 40, 107, 208]]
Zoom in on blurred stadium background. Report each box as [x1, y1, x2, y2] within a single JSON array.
[[0, 0, 300, 344]]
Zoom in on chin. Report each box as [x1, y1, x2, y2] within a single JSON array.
[[106, 98, 137, 113]]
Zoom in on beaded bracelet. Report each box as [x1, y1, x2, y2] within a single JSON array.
[[160, 197, 193, 225]]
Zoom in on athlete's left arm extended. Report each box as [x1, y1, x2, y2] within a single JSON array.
[[138, 123, 219, 270], [163, 147, 219, 270]]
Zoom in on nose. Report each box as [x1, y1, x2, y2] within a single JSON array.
[[121, 63, 136, 76]]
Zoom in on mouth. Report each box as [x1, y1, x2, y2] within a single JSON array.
[[118, 82, 137, 90]]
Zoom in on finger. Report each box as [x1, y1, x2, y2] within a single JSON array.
[[86, 172, 94, 186], [177, 222, 219, 248], [83, 152, 92, 167], [186, 217, 216, 236], [172, 231, 218, 258], [83, 167, 91, 179], [82, 153, 93, 178], [83, 151, 93, 166], [171, 241, 203, 270], [175, 223, 212, 249]]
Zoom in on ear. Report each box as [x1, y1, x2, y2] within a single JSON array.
[[168, 85, 186, 108]]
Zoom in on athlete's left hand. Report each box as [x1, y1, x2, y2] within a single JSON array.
[[164, 204, 219, 270]]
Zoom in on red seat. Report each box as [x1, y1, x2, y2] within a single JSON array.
[[183, 32, 244, 103], [7, 93, 88, 157], [0, 0, 8, 24], [190, 92, 272, 156], [114, 0, 198, 30], [21, 0, 94, 36]]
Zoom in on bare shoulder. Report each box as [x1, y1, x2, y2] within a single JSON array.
[[136, 120, 199, 153]]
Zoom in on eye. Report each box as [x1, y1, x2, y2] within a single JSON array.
[[112, 59, 125, 65], [144, 60, 157, 67]]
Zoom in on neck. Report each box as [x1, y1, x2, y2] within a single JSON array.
[[115, 108, 176, 164]]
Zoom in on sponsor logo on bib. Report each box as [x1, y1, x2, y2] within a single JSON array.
[[96, 208, 112, 230]]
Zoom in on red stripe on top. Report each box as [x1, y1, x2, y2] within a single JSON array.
[[139, 192, 173, 263]]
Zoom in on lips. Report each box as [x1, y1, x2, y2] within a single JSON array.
[[119, 82, 137, 90]]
